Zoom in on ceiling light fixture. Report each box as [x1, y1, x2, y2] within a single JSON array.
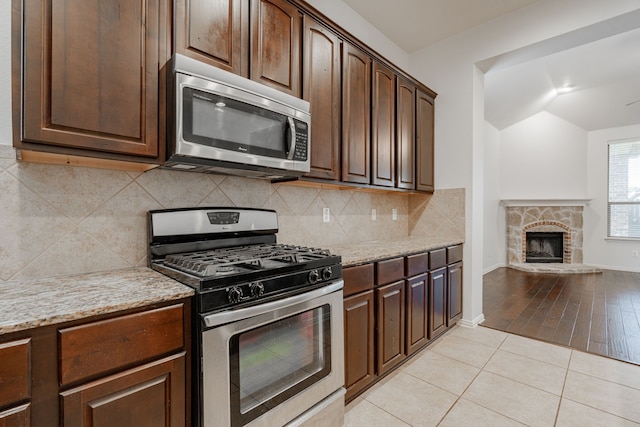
[[556, 85, 574, 95]]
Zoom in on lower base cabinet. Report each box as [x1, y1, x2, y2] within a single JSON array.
[[406, 273, 428, 356], [448, 261, 463, 326], [61, 353, 185, 427], [343, 290, 375, 400], [429, 266, 447, 338], [0, 300, 191, 427], [343, 244, 463, 403], [376, 281, 405, 375]]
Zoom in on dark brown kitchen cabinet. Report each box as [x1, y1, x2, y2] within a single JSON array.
[[303, 17, 342, 180], [416, 89, 435, 193], [343, 290, 375, 401], [447, 244, 464, 326], [342, 43, 371, 184], [0, 300, 191, 427], [405, 273, 428, 356], [371, 61, 396, 187], [429, 266, 447, 339], [60, 353, 185, 427], [396, 77, 416, 190], [175, 0, 249, 76], [448, 261, 463, 326], [343, 264, 375, 402], [250, 0, 302, 97], [16, 0, 170, 160], [0, 338, 31, 427], [376, 281, 406, 376]]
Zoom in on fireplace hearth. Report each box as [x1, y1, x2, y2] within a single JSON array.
[[526, 232, 563, 263]]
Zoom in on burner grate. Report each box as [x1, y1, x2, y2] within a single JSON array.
[[162, 244, 333, 278]]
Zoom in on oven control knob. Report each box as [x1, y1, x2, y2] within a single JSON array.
[[308, 270, 320, 284], [227, 286, 243, 304], [322, 267, 333, 280], [250, 282, 264, 298]]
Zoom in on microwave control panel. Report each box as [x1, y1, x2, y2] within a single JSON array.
[[292, 120, 308, 161]]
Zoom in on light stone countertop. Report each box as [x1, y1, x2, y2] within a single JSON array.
[[0, 267, 194, 335], [0, 238, 462, 335], [325, 237, 464, 267]]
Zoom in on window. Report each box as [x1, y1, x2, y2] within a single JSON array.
[[608, 139, 640, 238]]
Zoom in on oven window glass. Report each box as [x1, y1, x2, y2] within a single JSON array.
[[229, 304, 331, 425], [183, 87, 288, 158]]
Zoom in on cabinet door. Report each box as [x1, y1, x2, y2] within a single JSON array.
[[343, 291, 375, 401], [429, 266, 447, 338], [0, 404, 30, 427], [303, 17, 342, 180], [416, 89, 435, 192], [250, 0, 302, 97], [406, 274, 428, 355], [376, 281, 405, 375], [448, 261, 463, 326], [0, 339, 30, 410], [175, 0, 249, 76], [342, 43, 371, 184], [61, 353, 186, 427], [371, 61, 396, 187], [20, 0, 168, 157], [396, 77, 416, 189]]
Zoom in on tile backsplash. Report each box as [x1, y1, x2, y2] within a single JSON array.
[[0, 145, 464, 281]]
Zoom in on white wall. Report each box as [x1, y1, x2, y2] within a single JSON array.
[[500, 112, 588, 199], [408, 0, 640, 325], [585, 124, 640, 272], [483, 122, 503, 273], [303, 0, 409, 70]]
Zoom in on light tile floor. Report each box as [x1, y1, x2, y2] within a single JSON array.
[[344, 326, 640, 426]]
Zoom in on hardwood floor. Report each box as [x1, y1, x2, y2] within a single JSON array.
[[482, 267, 640, 365]]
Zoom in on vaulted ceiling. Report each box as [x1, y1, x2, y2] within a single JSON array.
[[344, 0, 640, 131]]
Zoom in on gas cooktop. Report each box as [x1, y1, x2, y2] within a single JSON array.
[[148, 208, 342, 313]]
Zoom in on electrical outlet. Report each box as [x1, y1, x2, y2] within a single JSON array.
[[371, 209, 377, 221], [633, 250, 639, 257], [392, 209, 398, 221], [323, 208, 330, 223]]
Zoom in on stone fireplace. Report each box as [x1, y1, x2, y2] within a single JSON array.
[[503, 201, 587, 266]]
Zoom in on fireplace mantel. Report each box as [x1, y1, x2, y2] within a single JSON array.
[[500, 199, 591, 207]]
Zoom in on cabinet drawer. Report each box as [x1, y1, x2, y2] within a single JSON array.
[[406, 252, 429, 277], [447, 244, 463, 264], [376, 257, 405, 285], [429, 248, 447, 269], [0, 339, 30, 408], [59, 304, 184, 387], [0, 403, 30, 426], [343, 264, 374, 297]]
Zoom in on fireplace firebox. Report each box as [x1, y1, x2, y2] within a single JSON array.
[[526, 232, 564, 263]]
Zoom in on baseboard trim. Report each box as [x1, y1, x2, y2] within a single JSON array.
[[458, 314, 485, 328]]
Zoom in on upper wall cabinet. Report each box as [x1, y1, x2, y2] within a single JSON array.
[[342, 43, 371, 185], [371, 61, 396, 188], [16, 0, 170, 160], [416, 89, 435, 192], [303, 17, 342, 180], [396, 77, 416, 190], [250, 0, 303, 97], [177, 0, 302, 97], [175, 0, 249, 76]]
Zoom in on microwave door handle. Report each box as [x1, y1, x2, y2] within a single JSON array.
[[286, 117, 296, 160]]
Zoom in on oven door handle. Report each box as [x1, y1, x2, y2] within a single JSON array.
[[202, 279, 343, 328]]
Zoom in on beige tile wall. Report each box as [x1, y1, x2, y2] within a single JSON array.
[[0, 145, 464, 281]]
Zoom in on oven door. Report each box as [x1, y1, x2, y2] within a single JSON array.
[[201, 281, 344, 427]]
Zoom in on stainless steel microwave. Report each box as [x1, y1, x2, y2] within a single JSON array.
[[163, 54, 311, 181]]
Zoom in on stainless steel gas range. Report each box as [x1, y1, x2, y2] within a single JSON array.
[[148, 207, 345, 427]]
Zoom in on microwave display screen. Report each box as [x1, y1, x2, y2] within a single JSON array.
[[184, 87, 288, 158]]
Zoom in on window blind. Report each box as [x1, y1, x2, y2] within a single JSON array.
[[608, 139, 640, 238]]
